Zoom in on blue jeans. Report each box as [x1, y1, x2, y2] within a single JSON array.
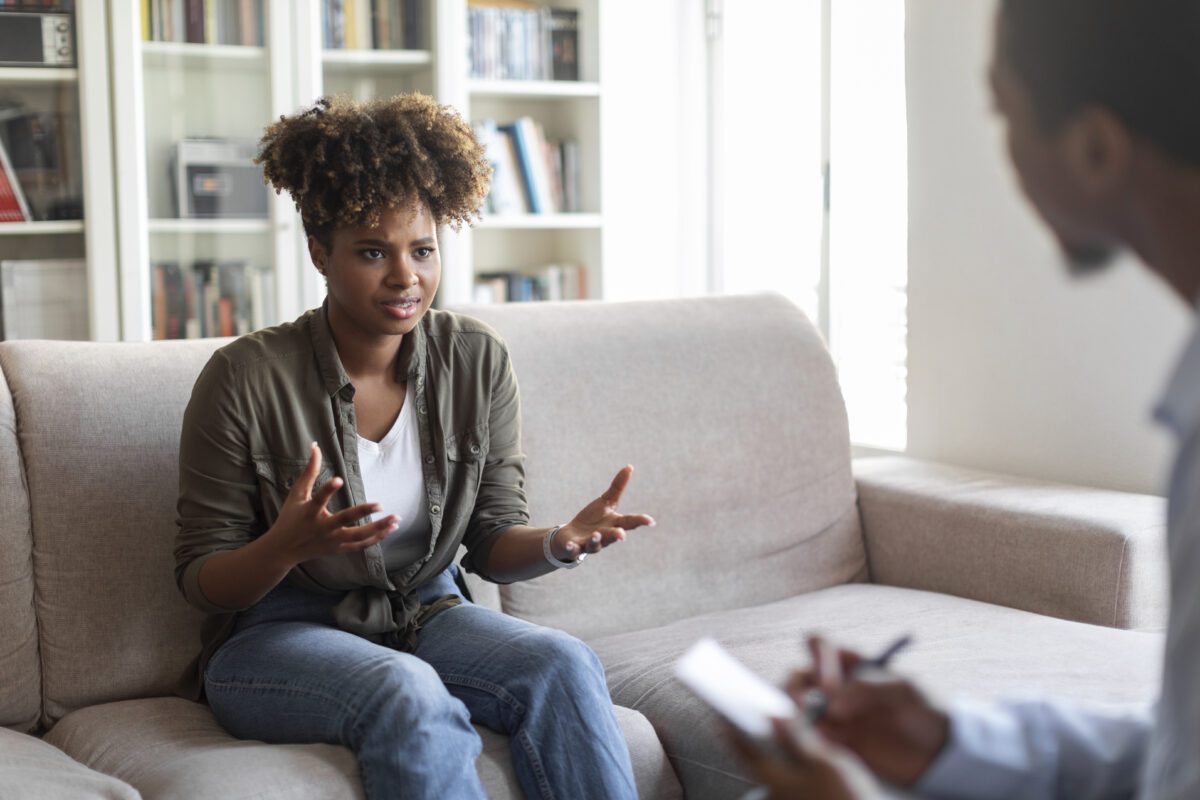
[[204, 565, 637, 800]]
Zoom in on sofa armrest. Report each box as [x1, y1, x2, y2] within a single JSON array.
[[854, 456, 1168, 630]]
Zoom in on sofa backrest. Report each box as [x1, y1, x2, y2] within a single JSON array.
[[457, 295, 867, 641], [0, 341, 221, 728], [0, 360, 40, 733]]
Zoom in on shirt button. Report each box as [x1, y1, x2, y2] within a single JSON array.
[[424, 455, 435, 465], [469, 444, 481, 455], [430, 504, 442, 516]]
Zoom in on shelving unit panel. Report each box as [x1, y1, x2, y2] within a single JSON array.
[[148, 218, 274, 234], [322, 49, 433, 71], [468, 79, 599, 99], [0, 68, 79, 85], [0, 221, 85, 236], [142, 42, 269, 66]]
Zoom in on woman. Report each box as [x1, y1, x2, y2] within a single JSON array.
[[173, 94, 654, 800]]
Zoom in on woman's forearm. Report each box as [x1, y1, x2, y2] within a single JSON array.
[[196, 535, 295, 611], [483, 525, 564, 583]]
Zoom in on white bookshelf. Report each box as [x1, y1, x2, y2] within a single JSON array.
[[42, 0, 608, 342], [0, 1, 117, 341]]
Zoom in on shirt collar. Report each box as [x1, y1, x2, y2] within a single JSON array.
[[1155, 310, 1200, 441], [308, 299, 427, 397]]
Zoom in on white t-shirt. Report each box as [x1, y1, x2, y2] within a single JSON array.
[[356, 383, 431, 571]]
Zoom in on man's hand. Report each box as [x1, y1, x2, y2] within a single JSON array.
[[789, 636, 951, 788], [729, 718, 865, 800], [260, 443, 397, 569], [551, 465, 656, 561]]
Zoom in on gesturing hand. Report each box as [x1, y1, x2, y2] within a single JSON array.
[[261, 443, 398, 569], [551, 465, 656, 561]]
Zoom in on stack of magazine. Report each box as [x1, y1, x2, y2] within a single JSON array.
[[151, 260, 273, 339]]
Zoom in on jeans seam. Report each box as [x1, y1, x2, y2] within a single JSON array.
[[438, 673, 528, 716], [516, 727, 557, 800]]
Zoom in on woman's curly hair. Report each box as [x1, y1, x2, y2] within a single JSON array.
[[256, 93, 491, 247]]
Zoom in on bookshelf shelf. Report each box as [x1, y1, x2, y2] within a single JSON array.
[[322, 49, 433, 71], [148, 218, 274, 235], [0, 67, 79, 85], [476, 213, 602, 231], [0, 221, 86, 236], [468, 79, 600, 100], [142, 41, 268, 66]]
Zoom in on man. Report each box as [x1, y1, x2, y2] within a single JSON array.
[[735, 1, 1200, 797]]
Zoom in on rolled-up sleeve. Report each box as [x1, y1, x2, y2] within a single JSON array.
[[460, 345, 530, 580], [174, 351, 261, 613], [917, 699, 1153, 800]]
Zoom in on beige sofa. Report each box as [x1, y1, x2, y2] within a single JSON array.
[[0, 295, 1168, 799]]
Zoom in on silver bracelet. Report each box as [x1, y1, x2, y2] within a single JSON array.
[[543, 524, 586, 569]]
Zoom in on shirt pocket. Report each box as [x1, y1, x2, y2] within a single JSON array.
[[251, 454, 335, 526], [444, 423, 489, 519]]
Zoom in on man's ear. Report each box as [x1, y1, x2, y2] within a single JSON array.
[[1061, 106, 1134, 198]]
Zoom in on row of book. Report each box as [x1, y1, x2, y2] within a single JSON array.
[[474, 117, 580, 215], [473, 265, 587, 304], [323, 0, 425, 50], [141, 0, 265, 47], [468, 1, 579, 82], [0, 259, 87, 341], [152, 260, 274, 339]]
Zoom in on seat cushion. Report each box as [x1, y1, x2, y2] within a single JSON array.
[[0, 727, 139, 799], [458, 296, 868, 641], [44, 697, 682, 800], [588, 583, 1164, 800]]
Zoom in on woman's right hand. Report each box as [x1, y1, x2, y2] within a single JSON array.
[[260, 442, 397, 569]]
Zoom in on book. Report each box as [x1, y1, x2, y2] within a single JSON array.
[[473, 264, 586, 304], [549, 9, 578, 81], [150, 259, 267, 339], [0, 138, 30, 223]]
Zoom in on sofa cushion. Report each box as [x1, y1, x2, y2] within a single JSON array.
[[588, 583, 1164, 800], [457, 296, 868, 641], [0, 727, 139, 799], [0, 359, 39, 733], [44, 697, 682, 800], [0, 341, 226, 727]]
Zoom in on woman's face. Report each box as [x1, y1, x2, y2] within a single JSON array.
[[312, 203, 441, 339]]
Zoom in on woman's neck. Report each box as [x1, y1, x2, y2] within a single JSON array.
[[326, 302, 404, 382]]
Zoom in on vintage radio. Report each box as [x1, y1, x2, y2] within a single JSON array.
[[172, 138, 268, 219], [0, 12, 74, 68]]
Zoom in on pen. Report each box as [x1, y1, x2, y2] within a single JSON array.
[[802, 634, 913, 723]]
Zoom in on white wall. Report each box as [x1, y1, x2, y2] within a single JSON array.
[[905, 0, 1192, 495]]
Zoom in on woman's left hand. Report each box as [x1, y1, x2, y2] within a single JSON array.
[[552, 465, 655, 561]]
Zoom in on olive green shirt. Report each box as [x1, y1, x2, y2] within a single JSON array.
[[173, 302, 530, 700]]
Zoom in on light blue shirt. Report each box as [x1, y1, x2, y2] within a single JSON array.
[[915, 318, 1200, 800]]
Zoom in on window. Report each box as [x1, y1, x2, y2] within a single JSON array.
[[711, 0, 908, 450]]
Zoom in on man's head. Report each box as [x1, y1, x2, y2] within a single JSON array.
[[992, 0, 1200, 274]]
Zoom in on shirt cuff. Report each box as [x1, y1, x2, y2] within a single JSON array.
[[916, 700, 1056, 800]]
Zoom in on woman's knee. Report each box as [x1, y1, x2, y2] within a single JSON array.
[[359, 652, 469, 724], [532, 628, 606, 682]]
